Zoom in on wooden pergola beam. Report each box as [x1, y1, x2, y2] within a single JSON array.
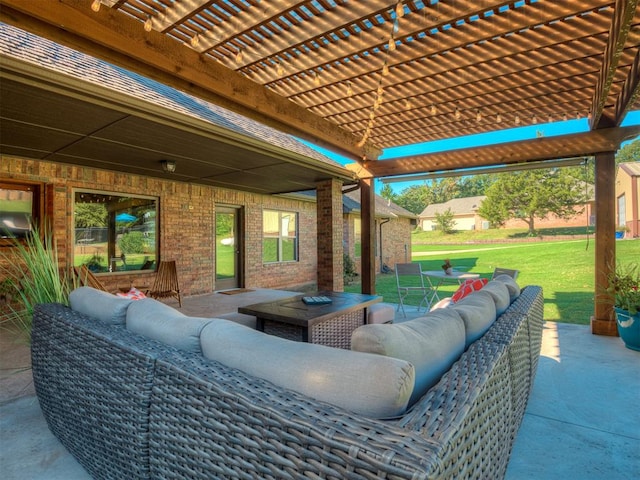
[[589, 0, 638, 129], [614, 48, 640, 126], [0, 0, 382, 161], [348, 126, 640, 179]]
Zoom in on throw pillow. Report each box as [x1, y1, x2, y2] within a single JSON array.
[[117, 287, 147, 300], [452, 277, 488, 303]]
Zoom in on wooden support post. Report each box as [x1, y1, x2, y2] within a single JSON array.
[[360, 178, 376, 295], [591, 151, 618, 336]]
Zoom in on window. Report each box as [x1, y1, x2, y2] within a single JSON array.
[[0, 181, 42, 244], [73, 190, 157, 273], [263, 210, 298, 262], [617, 194, 626, 227]]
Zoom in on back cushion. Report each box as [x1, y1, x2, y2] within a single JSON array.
[[493, 274, 521, 303], [450, 290, 497, 347], [481, 280, 511, 315], [69, 286, 132, 325], [200, 320, 415, 419], [351, 308, 466, 407], [126, 298, 211, 353]]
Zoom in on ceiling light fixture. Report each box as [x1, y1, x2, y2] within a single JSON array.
[[454, 107, 461, 120], [532, 114, 537, 124], [235, 50, 244, 63], [476, 110, 482, 122], [430, 104, 437, 115], [144, 17, 153, 32], [514, 113, 521, 125], [382, 63, 389, 76], [276, 62, 284, 76], [313, 72, 321, 86], [190, 34, 200, 48], [161, 160, 176, 174], [404, 99, 412, 110], [496, 113, 502, 123], [91, 0, 101, 12], [396, 1, 405, 18], [346, 81, 353, 97]]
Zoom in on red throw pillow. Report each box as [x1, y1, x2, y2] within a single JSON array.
[[117, 287, 147, 300], [451, 278, 488, 303]]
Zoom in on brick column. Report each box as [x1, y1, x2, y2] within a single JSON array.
[[316, 179, 344, 292]]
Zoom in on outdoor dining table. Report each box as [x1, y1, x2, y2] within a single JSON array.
[[421, 270, 481, 305]]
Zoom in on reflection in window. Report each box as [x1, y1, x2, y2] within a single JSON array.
[[0, 181, 40, 240], [74, 191, 157, 273], [263, 210, 298, 263]]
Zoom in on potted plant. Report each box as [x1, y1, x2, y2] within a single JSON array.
[[607, 261, 640, 351], [442, 258, 453, 275]]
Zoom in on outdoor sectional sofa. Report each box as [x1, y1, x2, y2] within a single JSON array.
[[31, 277, 543, 480]]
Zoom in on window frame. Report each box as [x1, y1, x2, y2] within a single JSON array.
[[0, 180, 43, 246], [262, 209, 299, 263], [73, 189, 158, 274]]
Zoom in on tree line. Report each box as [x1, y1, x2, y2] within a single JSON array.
[[380, 139, 639, 235]]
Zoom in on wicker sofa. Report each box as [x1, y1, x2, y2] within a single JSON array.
[[32, 280, 543, 480]]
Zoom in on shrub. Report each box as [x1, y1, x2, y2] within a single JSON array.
[[119, 231, 145, 254]]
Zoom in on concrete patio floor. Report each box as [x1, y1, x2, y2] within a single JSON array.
[[1, 290, 638, 479]]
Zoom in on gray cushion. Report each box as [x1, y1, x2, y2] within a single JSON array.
[[450, 290, 497, 347], [351, 308, 466, 407], [69, 286, 132, 325], [200, 320, 415, 419], [126, 298, 211, 353], [217, 311, 257, 329], [493, 274, 521, 303], [482, 280, 511, 315]]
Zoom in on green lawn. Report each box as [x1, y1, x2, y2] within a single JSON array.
[[345, 238, 640, 325]]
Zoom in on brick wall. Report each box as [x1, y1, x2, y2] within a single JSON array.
[[1, 156, 318, 294], [345, 214, 413, 273]]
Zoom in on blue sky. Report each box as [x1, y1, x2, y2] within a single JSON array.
[[303, 110, 640, 194]]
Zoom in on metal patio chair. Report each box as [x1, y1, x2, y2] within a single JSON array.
[[491, 267, 519, 280], [395, 262, 430, 317]]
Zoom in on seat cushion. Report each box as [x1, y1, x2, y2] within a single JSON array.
[[200, 320, 415, 419], [481, 280, 511, 315], [351, 308, 466, 407], [367, 303, 395, 324], [493, 274, 521, 303], [450, 290, 497, 347], [126, 298, 211, 353], [69, 286, 132, 325]]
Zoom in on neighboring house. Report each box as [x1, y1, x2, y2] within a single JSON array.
[[419, 196, 486, 231], [342, 191, 417, 272], [616, 162, 640, 238]]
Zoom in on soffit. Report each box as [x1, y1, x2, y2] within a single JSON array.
[[1, 0, 639, 175]]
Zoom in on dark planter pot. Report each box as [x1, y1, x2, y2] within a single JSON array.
[[615, 307, 640, 351]]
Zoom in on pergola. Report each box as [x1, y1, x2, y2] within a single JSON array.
[[1, 0, 639, 334]]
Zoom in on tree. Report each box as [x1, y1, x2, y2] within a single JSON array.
[[394, 184, 430, 214], [74, 203, 107, 228], [379, 183, 397, 202], [434, 208, 456, 234], [457, 174, 496, 198], [478, 168, 589, 235], [616, 138, 640, 164]]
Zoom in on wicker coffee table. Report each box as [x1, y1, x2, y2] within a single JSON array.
[[238, 291, 381, 349]]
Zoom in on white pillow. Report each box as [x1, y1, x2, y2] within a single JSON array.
[[450, 290, 497, 347], [351, 308, 466, 407], [69, 286, 132, 325], [200, 320, 415, 419], [126, 298, 211, 353]]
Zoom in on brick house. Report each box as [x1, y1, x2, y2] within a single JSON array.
[[419, 196, 486, 231], [341, 191, 417, 273], [616, 162, 640, 238], [0, 25, 360, 295]]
